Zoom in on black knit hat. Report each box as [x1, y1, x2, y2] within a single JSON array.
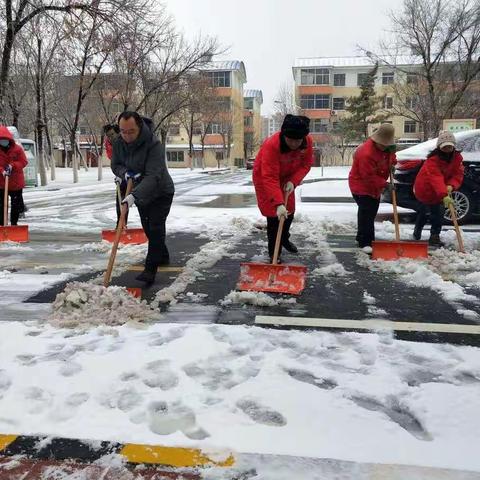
[[281, 114, 310, 139]]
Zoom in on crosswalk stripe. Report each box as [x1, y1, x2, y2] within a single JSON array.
[[255, 315, 480, 335]]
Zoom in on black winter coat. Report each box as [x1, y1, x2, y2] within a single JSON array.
[[111, 118, 174, 208]]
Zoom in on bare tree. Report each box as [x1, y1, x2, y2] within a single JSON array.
[[273, 82, 298, 115], [365, 0, 480, 138]]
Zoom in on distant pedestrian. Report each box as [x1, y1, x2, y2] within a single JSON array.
[[111, 112, 175, 285], [253, 114, 313, 262], [349, 123, 397, 250], [0, 125, 28, 226], [413, 131, 464, 246]]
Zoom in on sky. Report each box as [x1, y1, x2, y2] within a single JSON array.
[[163, 0, 404, 115]]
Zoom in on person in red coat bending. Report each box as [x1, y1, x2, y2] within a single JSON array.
[[413, 131, 464, 247], [253, 114, 313, 262], [0, 126, 28, 226], [348, 123, 397, 250]]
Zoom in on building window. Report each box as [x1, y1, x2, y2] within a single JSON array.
[[215, 96, 231, 111], [193, 124, 202, 135], [167, 151, 184, 162], [311, 119, 329, 133], [383, 96, 394, 109], [244, 116, 253, 127], [332, 97, 345, 110], [215, 151, 224, 161], [206, 123, 222, 134], [333, 73, 346, 86], [404, 120, 417, 133], [357, 73, 370, 86], [405, 96, 417, 109], [382, 72, 394, 85], [300, 68, 330, 85], [406, 72, 417, 84], [300, 94, 331, 109], [207, 71, 231, 87], [244, 98, 254, 109], [169, 124, 180, 135]]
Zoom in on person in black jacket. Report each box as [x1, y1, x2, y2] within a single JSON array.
[[111, 111, 175, 285]]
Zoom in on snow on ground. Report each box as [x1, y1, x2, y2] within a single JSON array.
[[1, 321, 480, 472]]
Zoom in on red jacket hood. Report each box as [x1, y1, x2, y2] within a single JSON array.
[[0, 126, 15, 144]]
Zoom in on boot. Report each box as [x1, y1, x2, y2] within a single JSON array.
[[428, 234, 444, 247], [282, 239, 298, 253], [413, 224, 422, 241], [136, 267, 157, 284]]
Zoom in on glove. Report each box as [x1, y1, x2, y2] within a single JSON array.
[[125, 170, 141, 181], [443, 195, 454, 208], [114, 176, 123, 185], [2, 165, 12, 177], [447, 185, 453, 194], [276, 204, 288, 219], [284, 181, 294, 194], [121, 194, 135, 209]]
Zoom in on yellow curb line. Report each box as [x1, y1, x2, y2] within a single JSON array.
[[120, 444, 235, 468], [0, 435, 17, 451]]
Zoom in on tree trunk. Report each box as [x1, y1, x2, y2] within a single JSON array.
[[70, 131, 79, 183], [35, 38, 48, 186], [0, 16, 15, 120]]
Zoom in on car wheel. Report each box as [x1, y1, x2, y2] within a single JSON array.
[[443, 188, 474, 225]]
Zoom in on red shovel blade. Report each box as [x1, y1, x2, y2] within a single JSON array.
[[372, 240, 428, 260], [127, 287, 142, 298], [0, 225, 29, 243], [238, 262, 307, 295], [102, 228, 147, 244]]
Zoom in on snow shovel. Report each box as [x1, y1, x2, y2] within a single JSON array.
[[372, 171, 428, 260], [447, 197, 465, 253], [103, 179, 142, 298], [0, 175, 29, 243], [101, 183, 147, 244], [238, 192, 307, 295]]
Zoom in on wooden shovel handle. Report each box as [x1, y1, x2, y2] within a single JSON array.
[[3, 175, 8, 227], [103, 178, 133, 287], [271, 191, 290, 265], [448, 201, 465, 253], [389, 169, 400, 242]]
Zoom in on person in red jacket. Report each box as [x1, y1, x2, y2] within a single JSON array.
[[413, 131, 464, 246], [253, 114, 313, 262], [103, 123, 127, 227], [0, 126, 28, 226], [348, 123, 397, 250]]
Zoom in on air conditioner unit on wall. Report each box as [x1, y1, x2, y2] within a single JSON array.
[[330, 110, 337, 116]]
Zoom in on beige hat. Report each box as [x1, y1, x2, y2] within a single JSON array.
[[437, 130, 456, 149], [371, 123, 395, 146]]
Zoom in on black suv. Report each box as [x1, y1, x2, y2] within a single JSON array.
[[382, 130, 480, 224]]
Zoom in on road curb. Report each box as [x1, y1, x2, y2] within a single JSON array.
[[0, 434, 234, 468]]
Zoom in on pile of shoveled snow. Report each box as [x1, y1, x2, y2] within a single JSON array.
[[49, 282, 157, 328], [221, 290, 296, 307]]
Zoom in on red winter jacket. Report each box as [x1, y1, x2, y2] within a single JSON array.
[[0, 126, 27, 191], [253, 132, 313, 217], [348, 138, 396, 199], [414, 151, 464, 205], [105, 137, 113, 160]]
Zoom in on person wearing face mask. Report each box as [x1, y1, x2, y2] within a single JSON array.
[[413, 131, 464, 247], [0, 126, 28, 226], [252, 114, 313, 263], [349, 123, 397, 251]]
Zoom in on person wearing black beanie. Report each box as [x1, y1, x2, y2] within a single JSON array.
[[252, 114, 313, 262]]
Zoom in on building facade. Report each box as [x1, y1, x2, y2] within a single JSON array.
[[243, 89, 263, 158], [292, 56, 425, 160]]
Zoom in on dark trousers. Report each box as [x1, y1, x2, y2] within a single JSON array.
[[353, 194, 380, 247], [415, 203, 444, 236], [115, 181, 129, 227], [0, 189, 25, 226], [266, 214, 294, 258], [138, 194, 174, 270]]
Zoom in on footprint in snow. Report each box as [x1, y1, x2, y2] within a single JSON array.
[[236, 398, 286, 427], [59, 361, 82, 377], [142, 360, 179, 391], [65, 392, 90, 407], [0, 371, 12, 396], [285, 368, 337, 390]]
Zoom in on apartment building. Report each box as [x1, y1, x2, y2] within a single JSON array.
[[243, 89, 263, 158], [292, 56, 424, 153], [166, 60, 248, 168]]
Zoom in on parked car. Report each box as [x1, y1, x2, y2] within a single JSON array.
[[382, 129, 480, 224], [246, 157, 255, 170]]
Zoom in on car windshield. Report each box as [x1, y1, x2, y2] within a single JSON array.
[[397, 129, 480, 160]]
